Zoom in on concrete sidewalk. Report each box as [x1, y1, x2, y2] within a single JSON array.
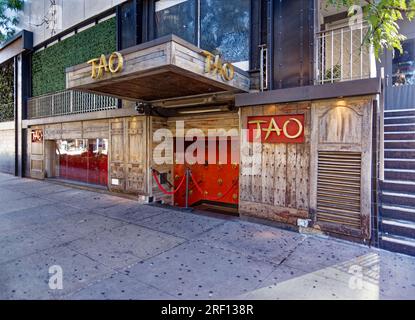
[[0, 173, 414, 300]]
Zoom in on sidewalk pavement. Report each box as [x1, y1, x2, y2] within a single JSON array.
[[0, 173, 414, 300]]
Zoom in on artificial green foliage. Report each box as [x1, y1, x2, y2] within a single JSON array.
[[31, 17, 116, 97], [0, 60, 14, 122]]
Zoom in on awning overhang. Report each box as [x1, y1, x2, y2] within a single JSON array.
[[66, 35, 250, 102], [235, 78, 382, 107], [0, 30, 33, 65]]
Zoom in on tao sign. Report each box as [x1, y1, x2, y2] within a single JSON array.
[[247, 115, 305, 143], [201, 51, 235, 81], [31, 129, 43, 143], [87, 52, 124, 79]]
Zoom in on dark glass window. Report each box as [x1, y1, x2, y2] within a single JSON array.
[[155, 0, 197, 44], [120, 0, 138, 49], [200, 0, 250, 70], [154, 0, 250, 70], [392, 39, 415, 86]]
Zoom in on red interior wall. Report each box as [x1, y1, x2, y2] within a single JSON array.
[[58, 142, 108, 186], [174, 138, 239, 207]]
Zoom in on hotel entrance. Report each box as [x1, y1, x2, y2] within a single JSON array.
[[64, 35, 250, 212]]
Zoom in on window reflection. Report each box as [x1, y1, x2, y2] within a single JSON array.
[[393, 39, 415, 86], [200, 0, 250, 70], [155, 0, 196, 44], [154, 0, 251, 71], [56, 139, 108, 186]]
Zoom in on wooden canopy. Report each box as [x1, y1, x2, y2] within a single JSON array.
[[66, 35, 250, 102]]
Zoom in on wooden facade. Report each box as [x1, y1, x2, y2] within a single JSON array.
[[29, 4, 379, 242], [310, 97, 374, 241], [239, 103, 311, 226], [66, 35, 250, 101], [238, 96, 375, 242], [108, 117, 147, 194], [27, 95, 375, 242], [29, 116, 148, 196], [150, 116, 171, 204]]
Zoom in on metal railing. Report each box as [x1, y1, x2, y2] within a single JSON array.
[[316, 23, 372, 84], [0, 103, 14, 122], [27, 90, 118, 119]]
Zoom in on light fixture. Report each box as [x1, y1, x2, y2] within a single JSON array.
[[178, 108, 224, 115]]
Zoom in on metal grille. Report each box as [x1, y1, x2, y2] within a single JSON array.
[[27, 90, 118, 119], [316, 23, 371, 84], [317, 151, 362, 230]]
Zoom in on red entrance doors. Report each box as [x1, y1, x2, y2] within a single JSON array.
[[174, 138, 239, 207]]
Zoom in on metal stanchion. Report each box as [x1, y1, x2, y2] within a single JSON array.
[[185, 167, 190, 209]]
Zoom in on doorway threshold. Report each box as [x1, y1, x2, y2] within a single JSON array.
[[45, 178, 140, 201], [150, 202, 239, 221], [47, 178, 107, 190], [192, 203, 239, 216]]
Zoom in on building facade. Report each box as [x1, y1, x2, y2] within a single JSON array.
[[0, 0, 413, 251]]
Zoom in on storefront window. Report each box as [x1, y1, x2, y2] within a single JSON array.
[[56, 139, 108, 186], [154, 0, 251, 70], [155, 0, 197, 44], [392, 39, 415, 86]]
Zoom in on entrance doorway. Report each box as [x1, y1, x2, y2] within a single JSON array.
[[173, 137, 239, 213]]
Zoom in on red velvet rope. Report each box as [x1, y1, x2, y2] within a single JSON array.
[[152, 170, 186, 195], [190, 172, 238, 201], [191, 174, 205, 195]]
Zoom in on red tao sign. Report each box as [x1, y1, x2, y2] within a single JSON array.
[[247, 114, 305, 143]]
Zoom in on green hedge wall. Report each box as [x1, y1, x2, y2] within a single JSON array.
[[32, 17, 116, 97], [0, 60, 14, 122]]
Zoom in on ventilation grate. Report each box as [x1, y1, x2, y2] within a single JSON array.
[[317, 151, 362, 230]]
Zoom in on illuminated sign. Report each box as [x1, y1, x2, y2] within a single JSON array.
[[31, 129, 44, 143], [201, 50, 235, 81], [247, 115, 305, 143], [87, 52, 124, 79]]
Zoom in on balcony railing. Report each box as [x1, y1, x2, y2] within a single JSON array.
[[0, 103, 14, 122], [316, 23, 373, 84], [27, 90, 118, 119]]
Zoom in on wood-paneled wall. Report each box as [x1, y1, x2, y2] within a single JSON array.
[[150, 116, 172, 204], [166, 112, 239, 136], [239, 97, 374, 241], [239, 103, 311, 225], [310, 97, 374, 241], [30, 116, 148, 196], [44, 120, 110, 140], [109, 116, 147, 194]]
